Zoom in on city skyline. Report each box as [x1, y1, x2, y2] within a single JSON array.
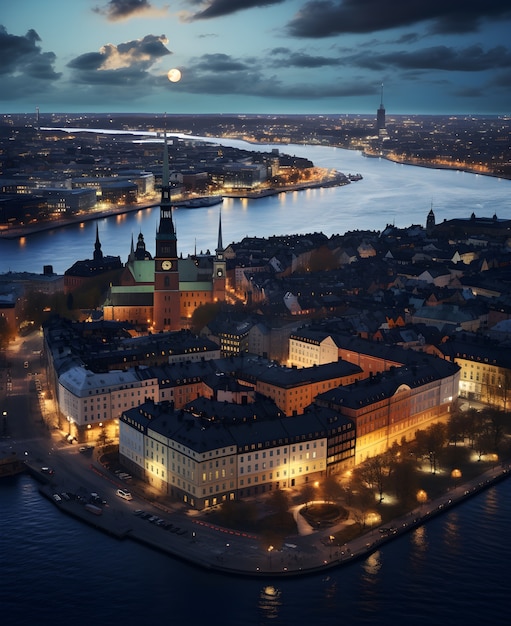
[[1, 0, 511, 116]]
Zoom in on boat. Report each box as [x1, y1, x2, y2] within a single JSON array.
[[178, 196, 223, 209]]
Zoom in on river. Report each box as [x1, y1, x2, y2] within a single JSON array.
[[0, 134, 510, 274], [1, 472, 510, 626]]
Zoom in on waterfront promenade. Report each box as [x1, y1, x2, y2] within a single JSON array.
[[3, 331, 510, 579], [32, 456, 510, 579]]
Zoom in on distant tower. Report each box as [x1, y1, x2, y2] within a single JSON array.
[[212, 209, 227, 302], [426, 205, 436, 236], [376, 84, 386, 133], [35, 106, 40, 132], [153, 133, 180, 331]]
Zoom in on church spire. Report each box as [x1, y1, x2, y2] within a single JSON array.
[[216, 208, 223, 255], [128, 232, 135, 262], [93, 224, 103, 261], [156, 130, 176, 241]]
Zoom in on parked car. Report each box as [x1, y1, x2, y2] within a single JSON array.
[[116, 489, 133, 501]]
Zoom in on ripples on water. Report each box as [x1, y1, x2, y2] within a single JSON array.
[[2, 474, 511, 626]]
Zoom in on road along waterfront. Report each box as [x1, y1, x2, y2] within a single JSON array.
[[28, 458, 511, 578]]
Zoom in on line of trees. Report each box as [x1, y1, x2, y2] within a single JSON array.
[[297, 404, 511, 528]]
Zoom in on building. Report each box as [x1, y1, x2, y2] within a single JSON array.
[[64, 225, 122, 293], [316, 358, 460, 464], [102, 136, 227, 330], [119, 397, 354, 509], [376, 83, 386, 133], [438, 334, 511, 410], [43, 316, 221, 442]]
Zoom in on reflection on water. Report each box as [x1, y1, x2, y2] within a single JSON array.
[[362, 550, 382, 578], [411, 525, 428, 553], [482, 486, 499, 517], [442, 512, 461, 557], [258, 585, 282, 620]]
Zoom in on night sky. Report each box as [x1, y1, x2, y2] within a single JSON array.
[[1, 0, 511, 115]]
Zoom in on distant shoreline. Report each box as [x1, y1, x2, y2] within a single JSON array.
[[0, 173, 349, 240]]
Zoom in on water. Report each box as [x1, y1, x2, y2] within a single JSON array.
[[0, 136, 510, 274], [1, 472, 510, 625]]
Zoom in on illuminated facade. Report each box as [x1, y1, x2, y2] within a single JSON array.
[[119, 399, 354, 509], [316, 359, 460, 464], [103, 136, 226, 329], [438, 336, 511, 410]]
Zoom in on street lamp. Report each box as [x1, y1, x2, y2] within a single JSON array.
[[417, 489, 427, 513], [267, 545, 274, 568], [451, 468, 462, 488], [429, 451, 436, 474]]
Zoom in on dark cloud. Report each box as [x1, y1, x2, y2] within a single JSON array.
[[180, 52, 373, 99], [269, 48, 340, 68], [454, 85, 485, 97], [192, 53, 250, 72], [187, 0, 286, 21], [0, 25, 60, 80], [287, 0, 511, 38], [488, 70, 511, 88], [93, 0, 166, 21], [350, 45, 511, 72]]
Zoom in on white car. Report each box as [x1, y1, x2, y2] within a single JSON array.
[[116, 489, 132, 501]]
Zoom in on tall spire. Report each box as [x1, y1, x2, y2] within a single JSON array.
[[162, 128, 169, 190], [93, 223, 103, 261], [128, 232, 135, 262], [216, 208, 223, 254], [156, 129, 176, 240]]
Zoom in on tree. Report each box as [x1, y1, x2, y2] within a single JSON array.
[[190, 301, 222, 334], [447, 407, 466, 446], [268, 488, 290, 515], [485, 408, 507, 452], [321, 474, 344, 504], [97, 424, 108, 448], [356, 456, 388, 502], [299, 483, 315, 510], [474, 432, 494, 462]]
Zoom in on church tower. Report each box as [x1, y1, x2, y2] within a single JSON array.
[[153, 134, 180, 331], [212, 209, 226, 302], [426, 205, 436, 236]]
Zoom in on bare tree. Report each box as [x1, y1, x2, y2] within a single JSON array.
[[321, 474, 344, 504], [299, 483, 315, 510]]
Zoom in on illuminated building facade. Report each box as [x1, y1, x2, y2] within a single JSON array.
[[316, 359, 460, 464], [119, 398, 354, 509], [102, 136, 226, 329]]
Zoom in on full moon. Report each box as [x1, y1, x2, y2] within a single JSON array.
[[167, 68, 182, 82]]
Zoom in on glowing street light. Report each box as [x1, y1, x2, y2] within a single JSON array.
[[489, 453, 499, 469], [451, 468, 462, 488], [417, 489, 427, 512]]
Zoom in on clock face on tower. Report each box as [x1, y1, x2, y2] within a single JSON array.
[[161, 260, 172, 270], [216, 268, 223, 277]]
